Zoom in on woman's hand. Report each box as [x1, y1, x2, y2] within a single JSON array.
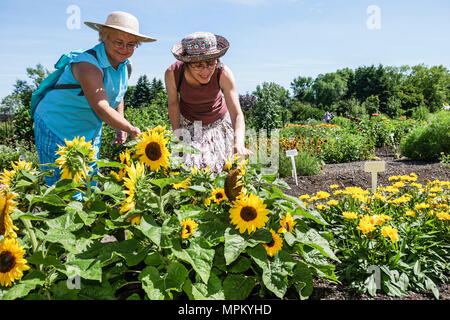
[[128, 126, 142, 140], [233, 143, 253, 156], [113, 129, 127, 145]]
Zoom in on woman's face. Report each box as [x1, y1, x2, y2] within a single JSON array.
[[187, 59, 218, 85], [104, 29, 138, 68]]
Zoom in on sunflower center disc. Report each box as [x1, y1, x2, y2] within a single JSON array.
[[266, 239, 275, 247], [240, 206, 257, 222], [0, 252, 16, 273], [285, 223, 291, 232], [145, 142, 162, 161], [215, 193, 223, 199]]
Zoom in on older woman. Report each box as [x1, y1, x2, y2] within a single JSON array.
[[33, 11, 156, 186], [165, 32, 252, 173]]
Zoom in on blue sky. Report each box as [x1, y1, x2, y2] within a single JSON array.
[[0, 0, 449, 101]]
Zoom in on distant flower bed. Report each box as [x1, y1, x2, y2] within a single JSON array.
[[299, 173, 449, 298]]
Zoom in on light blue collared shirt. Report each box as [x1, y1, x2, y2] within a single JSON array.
[[35, 42, 129, 142]]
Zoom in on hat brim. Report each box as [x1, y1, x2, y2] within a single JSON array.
[[171, 34, 229, 62], [84, 21, 157, 42]]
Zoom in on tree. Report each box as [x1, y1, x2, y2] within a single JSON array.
[[251, 82, 284, 132], [312, 72, 348, 109], [149, 78, 165, 102], [131, 75, 152, 108], [290, 76, 314, 103]]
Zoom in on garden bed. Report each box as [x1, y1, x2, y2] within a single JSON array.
[[282, 147, 450, 300], [283, 148, 450, 198]]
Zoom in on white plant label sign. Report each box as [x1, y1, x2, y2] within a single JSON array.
[[286, 149, 298, 185], [364, 161, 385, 192]]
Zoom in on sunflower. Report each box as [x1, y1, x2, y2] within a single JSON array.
[[224, 168, 246, 202], [135, 130, 170, 171], [111, 149, 131, 182], [55, 136, 96, 183], [0, 159, 35, 187], [229, 193, 269, 235], [181, 218, 198, 239], [278, 212, 296, 233], [262, 229, 283, 257], [120, 162, 145, 216], [0, 190, 19, 239], [172, 177, 191, 190], [210, 188, 227, 204], [0, 238, 30, 287]]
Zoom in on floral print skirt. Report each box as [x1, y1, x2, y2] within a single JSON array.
[[178, 112, 234, 173]]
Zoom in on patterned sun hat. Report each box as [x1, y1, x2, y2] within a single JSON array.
[[171, 32, 230, 62]]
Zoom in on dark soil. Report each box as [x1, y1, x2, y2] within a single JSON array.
[[281, 147, 450, 300], [283, 147, 450, 197]]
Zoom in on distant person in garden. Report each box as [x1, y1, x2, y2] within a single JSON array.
[[33, 11, 156, 187], [164, 31, 252, 173], [322, 111, 335, 123]]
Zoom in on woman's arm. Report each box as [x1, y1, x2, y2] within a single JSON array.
[[72, 62, 141, 139], [164, 67, 181, 132], [113, 99, 128, 144], [220, 65, 252, 156]]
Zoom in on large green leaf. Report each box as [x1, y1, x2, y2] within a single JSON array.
[[171, 237, 215, 284], [65, 201, 95, 225], [197, 221, 227, 246], [46, 212, 84, 232], [247, 246, 296, 299], [223, 274, 255, 300], [291, 261, 313, 300], [294, 228, 339, 261], [135, 215, 161, 247], [139, 262, 188, 300], [294, 207, 328, 226], [65, 255, 103, 281], [0, 270, 46, 300], [30, 194, 66, 207], [97, 239, 147, 267], [94, 159, 126, 169], [183, 272, 225, 300], [224, 227, 272, 265]]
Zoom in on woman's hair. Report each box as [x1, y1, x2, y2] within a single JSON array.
[[98, 26, 142, 48]]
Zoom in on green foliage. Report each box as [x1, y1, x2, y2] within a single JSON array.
[[13, 105, 35, 144], [288, 101, 324, 123], [411, 105, 430, 121], [279, 150, 324, 177], [100, 95, 170, 161], [307, 177, 449, 298], [0, 143, 39, 170], [321, 131, 374, 163], [250, 82, 285, 131], [362, 95, 380, 115], [400, 111, 450, 161]]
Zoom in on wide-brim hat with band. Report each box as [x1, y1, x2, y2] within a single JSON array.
[[171, 31, 230, 62], [84, 11, 156, 43]]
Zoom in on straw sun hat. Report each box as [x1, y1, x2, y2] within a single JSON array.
[[84, 11, 156, 42], [171, 31, 230, 62]]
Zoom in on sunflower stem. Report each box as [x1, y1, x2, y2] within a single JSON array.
[[20, 217, 38, 253]]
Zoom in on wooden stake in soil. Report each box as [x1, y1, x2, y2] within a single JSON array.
[[364, 161, 385, 192]]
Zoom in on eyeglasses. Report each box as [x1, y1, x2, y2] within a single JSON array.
[[111, 40, 137, 50], [190, 60, 217, 71]]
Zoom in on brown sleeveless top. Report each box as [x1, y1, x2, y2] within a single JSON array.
[[170, 60, 228, 125]]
